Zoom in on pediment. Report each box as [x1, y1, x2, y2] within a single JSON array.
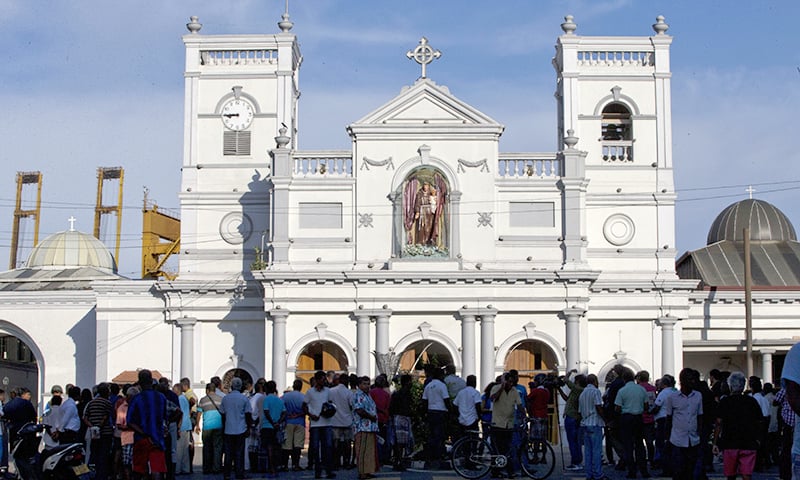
[[351, 78, 502, 128]]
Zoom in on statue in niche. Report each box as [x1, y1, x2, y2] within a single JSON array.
[[402, 167, 448, 257]]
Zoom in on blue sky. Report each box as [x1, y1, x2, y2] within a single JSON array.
[[1, 1, 799, 277]]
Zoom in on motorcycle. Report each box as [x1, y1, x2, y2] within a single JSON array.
[[10, 423, 91, 480]]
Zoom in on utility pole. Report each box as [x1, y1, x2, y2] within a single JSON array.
[[744, 227, 753, 378]]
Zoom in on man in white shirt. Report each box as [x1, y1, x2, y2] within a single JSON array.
[[328, 374, 354, 470], [663, 368, 703, 480], [579, 374, 605, 480], [304, 371, 335, 479], [219, 377, 253, 480], [55, 386, 82, 444], [453, 375, 482, 433], [422, 368, 450, 467], [780, 342, 800, 480]]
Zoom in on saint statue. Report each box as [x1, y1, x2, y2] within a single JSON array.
[[402, 168, 448, 256]]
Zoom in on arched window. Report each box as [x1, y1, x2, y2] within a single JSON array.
[[601, 103, 633, 162]]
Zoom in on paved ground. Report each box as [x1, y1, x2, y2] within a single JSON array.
[[189, 445, 782, 480]]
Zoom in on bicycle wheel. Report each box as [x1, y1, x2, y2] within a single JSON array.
[[519, 439, 556, 479], [451, 436, 494, 479]]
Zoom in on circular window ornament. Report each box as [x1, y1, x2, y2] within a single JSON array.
[[219, 212, 253, 245], [603, 214, 635, 246]]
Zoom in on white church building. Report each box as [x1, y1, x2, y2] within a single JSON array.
[[1, 13, 797, 402]]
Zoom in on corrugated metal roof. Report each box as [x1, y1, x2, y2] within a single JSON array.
[[707, 199, 796, 244], [677, 240, 800, 287], [0, 267, 123, 291]]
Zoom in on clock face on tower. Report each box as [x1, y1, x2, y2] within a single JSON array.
[[221, 98, 254, 131]]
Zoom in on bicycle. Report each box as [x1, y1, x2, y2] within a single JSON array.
[[450, 430, 506, 479], [519, 419, 556, 480], [451, 424, 556, 480]]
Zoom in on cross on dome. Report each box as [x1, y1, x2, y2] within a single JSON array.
[[406, 37, 441, 79], [68, 216, 77, 231], [746, 185, 756, 199]]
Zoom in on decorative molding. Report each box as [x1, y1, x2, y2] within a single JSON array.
[[457, 158, 490, 173], [602, 214, 635, 246], [360, 156, 394, 171], [315, 322, 328, 340], [358, 213, 374, 228], [418, 321, 432, 339], [477, 212, 493, 227], [219, 212, 253, 245]]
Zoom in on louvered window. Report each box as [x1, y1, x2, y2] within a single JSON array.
[[223, 131, 251, 156]]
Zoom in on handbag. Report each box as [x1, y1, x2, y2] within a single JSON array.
[[320, 401, 337, 419]]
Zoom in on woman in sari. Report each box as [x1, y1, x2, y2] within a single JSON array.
[[352, 376, 379, 479]]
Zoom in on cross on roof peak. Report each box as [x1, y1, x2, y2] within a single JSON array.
[[406, 37, 441, 79], [68, 216, 77, 231], [746, 185, 756, 200]]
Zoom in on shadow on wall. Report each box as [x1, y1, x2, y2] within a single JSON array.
[[66, 309, 97, 389]]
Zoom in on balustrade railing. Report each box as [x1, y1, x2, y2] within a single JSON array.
[[293, 153, 353, 178], [601, 141, 634, 162], [577, 50, 653, 67], [498, 156, 561, 178], [200, 49, 278, 66]]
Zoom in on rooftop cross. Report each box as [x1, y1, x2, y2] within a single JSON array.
[[406, 37, 441, 79], [68, 216, 76, 231], [746, 185, 756, 199]]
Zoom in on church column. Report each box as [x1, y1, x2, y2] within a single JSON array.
[[656, 316, 679, 376], [560, 307, 585, 372], [269, 130, 292, 264], [449, 191, 462, 258], [559, 132, 589, 269], [353, 311, 372, 376], [479, 308, 498, 388], [458, 309, 478, 378], [268, 308, 289, 391], [374, 309, 392, 376], [176, 316, 197, 381], [760, 349, 775, 383]]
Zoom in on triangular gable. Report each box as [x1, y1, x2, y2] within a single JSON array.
[[352, 78, 501, 127]]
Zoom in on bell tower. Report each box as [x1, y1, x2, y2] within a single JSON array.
[[554, 15, 676, 278], [178, 14, 301, 277]]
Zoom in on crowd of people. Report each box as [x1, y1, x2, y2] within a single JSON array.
[[0, 346, 798, 480]]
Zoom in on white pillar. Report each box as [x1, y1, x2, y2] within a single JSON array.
[[375, 312, 391, 356], [176, 316, 197, 381], [561, 308, 585, 372], [268, 309, 289, 391], [656, 316, 678, 377], [354, 311, 372, 376], [761, 349, 775, 383], [459, 310, 477, 378], [375, 310, 392, 376], [479, 309, 498, 389]]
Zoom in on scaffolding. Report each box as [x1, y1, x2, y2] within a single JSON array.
[[142, 189, 180, 280], [9, 171, 43, 270], [93, 167, 124, 264]]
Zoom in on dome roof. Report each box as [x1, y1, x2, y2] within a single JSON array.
[[707, 199, 796, 244], [26, 230, 117, 273]]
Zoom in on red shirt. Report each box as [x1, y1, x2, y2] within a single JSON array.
[[527, 387, 550, 418], [369, 387, 391, 424], [639, 382, 657, 424]]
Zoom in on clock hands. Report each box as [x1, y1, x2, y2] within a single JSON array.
[[223, 113, 240, 118]]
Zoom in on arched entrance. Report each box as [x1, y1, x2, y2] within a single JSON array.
[[296, 341, 349, 390], [504, 339, 559, 387], [0, 332, 40, 402], [399, 340, 455, 379], [222, 368, 253, 392], [504, 339, 561, 445]]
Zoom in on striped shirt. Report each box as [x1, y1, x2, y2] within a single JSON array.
[[579, 384, 604, 427], [84, 397, 114, 437]]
